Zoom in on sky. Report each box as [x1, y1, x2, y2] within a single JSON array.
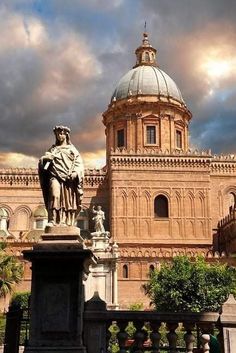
[[0, 0, 236, 169]]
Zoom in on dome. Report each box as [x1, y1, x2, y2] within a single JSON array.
[[33, 206, 47, 218], [111, 65, 185, 105]]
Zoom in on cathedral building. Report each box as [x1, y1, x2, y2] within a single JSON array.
[[0, 32, 236, 308]]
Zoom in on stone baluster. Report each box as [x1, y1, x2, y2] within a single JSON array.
[[201, 334, 210, 353], [150, 322, 161, 353], [183, 323, 195, 353], [166, 323, 178, 353], [132, 321, 147, 353], [199, 322, 214, 353], [117, 321, 128, 353]]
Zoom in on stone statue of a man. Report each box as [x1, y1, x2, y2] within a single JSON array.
[[38, 125, 84, 227]]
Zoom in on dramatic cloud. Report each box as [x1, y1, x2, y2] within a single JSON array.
[[0, 0, 236, 168]]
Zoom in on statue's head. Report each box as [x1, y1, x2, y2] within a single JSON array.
[[53, 125, 71, 145]]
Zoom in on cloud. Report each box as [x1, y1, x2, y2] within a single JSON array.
[[1, 0, 236, 167], [0, 152, 38, 168], [0, 5, 104, 161]]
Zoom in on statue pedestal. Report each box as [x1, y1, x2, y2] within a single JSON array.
[[23, 231, 95, 353], [85, 232, 119, 309]]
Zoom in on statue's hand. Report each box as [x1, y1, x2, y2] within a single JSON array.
[[44, 152, 54, 161], [40, 153, 53, 162], [70, 171, 78, 180]]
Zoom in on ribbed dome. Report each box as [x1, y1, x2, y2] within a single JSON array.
[[33, 206, 47, 218], [111, 65, 185, 104]]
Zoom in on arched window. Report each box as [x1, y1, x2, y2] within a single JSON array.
[[122, 264, 129, 279], [229, 192, 236, 213], [154, 195, 169, 218], [145, 52, 150, 62], [149, 264, 155, 272]]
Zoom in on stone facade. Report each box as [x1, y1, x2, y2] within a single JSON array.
[[0, 32, 236, 309]]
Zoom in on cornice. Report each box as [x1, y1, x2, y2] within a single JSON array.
[[211, 154, 236, 175], [0, 168, 107, 187], [117, 244, 221, 259], [110, 148, 212, 170], [103, 98, 192, 124]]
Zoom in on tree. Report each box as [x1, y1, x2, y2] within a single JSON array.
[[0, 243, 23, 298], [144, 256, 236, 312], [10, 291, 30, 309]]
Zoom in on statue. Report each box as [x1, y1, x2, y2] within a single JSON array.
[[38, 125, 84, 227], [92, 205, 105, 233]]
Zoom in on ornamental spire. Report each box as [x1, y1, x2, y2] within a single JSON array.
[[133, 30, 157, 68]]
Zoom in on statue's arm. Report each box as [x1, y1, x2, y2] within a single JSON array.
[[72, 148, 84, 179]]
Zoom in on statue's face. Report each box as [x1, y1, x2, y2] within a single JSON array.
[[56, 130, 66, 144]]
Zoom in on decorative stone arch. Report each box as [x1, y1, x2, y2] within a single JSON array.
[[195, 191, 205, 218], [185, 191, 195, 218], [12, 205, 32, 231], [223, 186, 236, 215], [173, 191, 181, 217], [141, 190, 151, 217], [130, 251, 136, 257], [120, 190, 128, 217], [144, 250, 150, 257], [127, 190, 137, 217]]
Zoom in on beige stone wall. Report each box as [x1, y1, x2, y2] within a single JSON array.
[[109, 154, 212, 245]]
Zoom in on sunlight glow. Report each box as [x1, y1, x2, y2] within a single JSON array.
[[203, 59, 231, 78]]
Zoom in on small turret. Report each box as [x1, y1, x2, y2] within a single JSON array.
[[134, 31, 157, 68]]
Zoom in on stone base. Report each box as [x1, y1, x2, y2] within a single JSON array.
[[42, 226, 84, 244], [24, 346, 86, 353]]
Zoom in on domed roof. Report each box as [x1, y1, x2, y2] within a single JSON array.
[[111, 65, 185, 104], [33, 205, 47, 218], [111, 32, 185, 106]]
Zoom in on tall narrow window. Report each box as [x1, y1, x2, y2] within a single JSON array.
[[122, 264, 129, 278], [145, 52, 150, 62], [146, 126, 156, 144], [176, 130, 182, 149], [229, 193, 236, 213], [154, 195, 169, 218], [117, 129, 125, 147]]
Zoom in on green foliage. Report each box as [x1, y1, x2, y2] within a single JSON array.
[[129, 302, 143, 311], [144, 256, 236, 312], [0, 242, 23, 298], [0, 314, 6, 345], [10, 291, 30, 309]]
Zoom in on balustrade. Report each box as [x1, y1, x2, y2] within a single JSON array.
[[83, 293, 228, 353]]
